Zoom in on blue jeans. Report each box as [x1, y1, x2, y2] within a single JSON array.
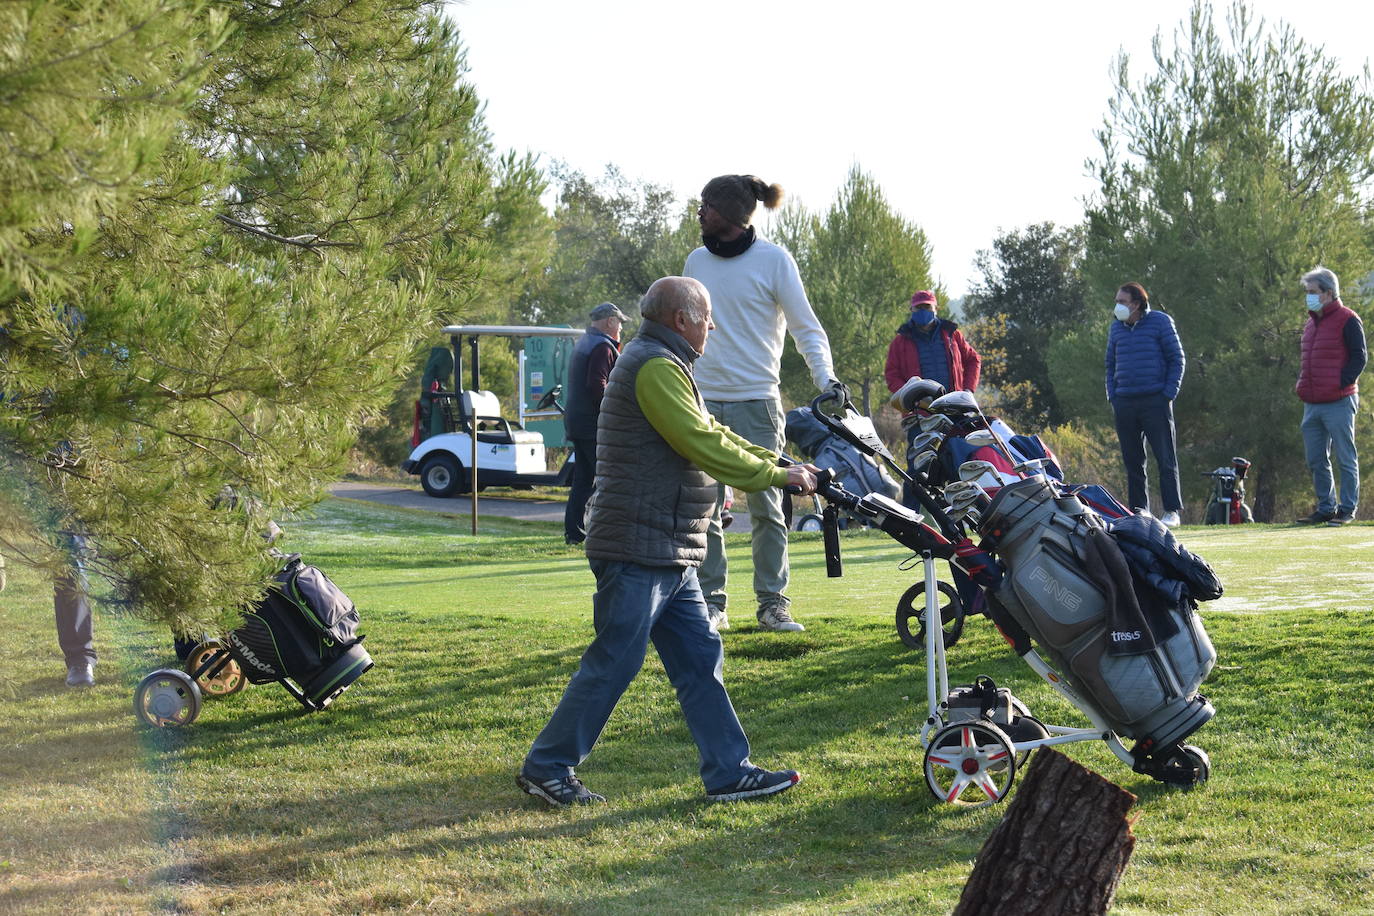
[[1112, 394, 1183, 514], [1301, 394, 1360, 514], [524, 560, 753, 790]]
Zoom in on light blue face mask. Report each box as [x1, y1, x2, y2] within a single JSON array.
[[1306, 293, 1323, 311]]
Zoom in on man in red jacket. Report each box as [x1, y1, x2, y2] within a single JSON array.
[[884, 290, 982, 508], [1296, 266, 1366, 525], [884, 290, 981, 397]]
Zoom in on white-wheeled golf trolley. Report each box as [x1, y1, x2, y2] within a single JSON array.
[[802, 386, 1217, 808]]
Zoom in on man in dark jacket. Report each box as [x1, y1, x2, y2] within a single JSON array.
[[562, 302, 626, 544], [1296, 266, 1366, 525], [1106, 282, 1185, 527], [518, 276, 819, 807]]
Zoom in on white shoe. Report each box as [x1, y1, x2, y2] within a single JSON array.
[[1160, 511, 1181, 528], [707, 606, 729, 632]]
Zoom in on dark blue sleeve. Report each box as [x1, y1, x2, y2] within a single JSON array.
[[1160, 313, 1185, 400], [1104, 325, 1117, 401], [1342, 314, 1367, 388]]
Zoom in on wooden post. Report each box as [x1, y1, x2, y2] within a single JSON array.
[[953, 749, 1138, 916]]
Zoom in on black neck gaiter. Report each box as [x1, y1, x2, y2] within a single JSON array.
[[702, 225, 756, 258]]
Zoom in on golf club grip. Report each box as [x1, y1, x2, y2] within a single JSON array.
[[822, 504, 842, 577]]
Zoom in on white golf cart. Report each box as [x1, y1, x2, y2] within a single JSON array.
[[401, 324, 584, 497]]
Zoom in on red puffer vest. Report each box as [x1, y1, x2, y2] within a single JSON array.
[[1296, 300, 1357, 404]]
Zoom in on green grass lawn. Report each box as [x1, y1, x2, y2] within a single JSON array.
[[2, 501, 1372, 914]]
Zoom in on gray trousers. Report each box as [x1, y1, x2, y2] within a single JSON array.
[[1301, 394, 1360, 515], [700, 399, 788, 611], [56, 535, 96, 666]]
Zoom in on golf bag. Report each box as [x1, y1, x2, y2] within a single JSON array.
[[786, 407, 900, 501], [227, 554, 373, 708], [1203, 457, 1253, 524], [980, 475, 1217, 753]]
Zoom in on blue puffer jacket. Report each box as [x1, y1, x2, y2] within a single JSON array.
[[1108, 514, 1222, 604], [1105, 309, 1185, 401]]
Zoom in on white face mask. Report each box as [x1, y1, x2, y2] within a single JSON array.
[[1114, 303, 1131, 322], [1306, 293, 1323, 311]]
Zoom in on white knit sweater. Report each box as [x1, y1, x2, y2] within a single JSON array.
[[684, 236, 836, 401]]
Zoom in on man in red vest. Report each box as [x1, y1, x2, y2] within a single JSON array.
[[1296, 266, 1366, 525]]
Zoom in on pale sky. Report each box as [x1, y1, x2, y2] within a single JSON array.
[[445, 1, 1372, 295]]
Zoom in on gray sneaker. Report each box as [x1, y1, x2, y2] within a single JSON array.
[[757, 597, 804, 632]]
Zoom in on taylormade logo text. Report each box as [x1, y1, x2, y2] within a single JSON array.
[[229, 631, 276, 675], [1028, 567, 1082, 611]]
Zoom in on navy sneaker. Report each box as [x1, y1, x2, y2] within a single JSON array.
[[1328, 510, 1356, 526], [705, 766, 801, 802], [517, 771, 605, 807]]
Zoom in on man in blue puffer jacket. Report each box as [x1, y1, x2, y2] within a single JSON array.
[[1106, 282, 1186, 527]]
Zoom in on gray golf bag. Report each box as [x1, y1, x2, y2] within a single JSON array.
[[980, 476, 1216, 754]]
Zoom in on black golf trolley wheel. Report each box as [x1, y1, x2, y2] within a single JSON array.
[[896, 580, 964, 651], [923, 720, 1017, 808], [796, 513, 824, 532], [185, 640, 246, 699], [134, 668, 203, 728], [1005, 712, 1050, 769], [1155, 743, 1211, 787]]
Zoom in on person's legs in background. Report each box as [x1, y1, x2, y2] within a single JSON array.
[[564, 436, 598, 544], [1113, 396, 1151, 513]]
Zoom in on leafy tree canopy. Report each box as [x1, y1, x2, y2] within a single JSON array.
[[0, 0, 537, 632]]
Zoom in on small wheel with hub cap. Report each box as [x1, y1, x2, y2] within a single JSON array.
[[923, 719, 1017, 807], [134, 668, 203, 727], [184, 640, 246, 699]]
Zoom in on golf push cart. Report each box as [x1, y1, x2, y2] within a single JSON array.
[[797, 384, 1219, 808], [133, 554, 372, 728]]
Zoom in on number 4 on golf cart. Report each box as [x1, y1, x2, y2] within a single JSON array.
[[401, 324, 584, 497]]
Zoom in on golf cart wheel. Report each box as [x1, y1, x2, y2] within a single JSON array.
[[419, 453, 467, 497], [134, 668, 203, 728], [796, 513, 824, 532], [185, 640, 246, 699], [923, 720, 1017, 808], [896, 580, 964, 651], [1155, 743, 1211, 788]]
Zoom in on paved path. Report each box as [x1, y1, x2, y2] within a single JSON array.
[[327, 481, 567, 522], [328, 480, 762, 531]]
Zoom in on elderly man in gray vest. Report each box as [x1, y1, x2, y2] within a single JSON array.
[[518, 276, 821, 807]]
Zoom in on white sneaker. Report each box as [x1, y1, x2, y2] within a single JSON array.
[[707, 605, 729, 632], [1160, 511, 1181, 528]]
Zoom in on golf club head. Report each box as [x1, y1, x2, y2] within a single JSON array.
[[919, 413, 955, 434], [928, 390, 981, 416], [963, 428, 997, 448], [958, 459, 1000, 482], [909, 449, 939, 475], [908, 430, 944, 454], [892, 376, 947, 413]]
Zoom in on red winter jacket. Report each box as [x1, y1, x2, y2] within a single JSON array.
[[1296, 300, 1359, 404], [884, 322, 982, 395]]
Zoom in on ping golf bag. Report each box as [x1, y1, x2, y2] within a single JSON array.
[[228, 554, 373, 709], [980, 475, 1217, 756]]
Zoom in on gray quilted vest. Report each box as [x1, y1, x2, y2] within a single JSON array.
[[584, 320, 718, 566]]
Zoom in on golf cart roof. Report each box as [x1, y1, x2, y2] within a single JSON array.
[[441, 325, 585, 339]]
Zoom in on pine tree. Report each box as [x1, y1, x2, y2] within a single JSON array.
[[0, 0, 531, 632]]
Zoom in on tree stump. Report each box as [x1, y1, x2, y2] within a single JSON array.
[[953, 749, 1138, 916]]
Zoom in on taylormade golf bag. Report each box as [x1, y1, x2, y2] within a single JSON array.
[[227, 554, 373, 708], [980, 476, 1217, 752]]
